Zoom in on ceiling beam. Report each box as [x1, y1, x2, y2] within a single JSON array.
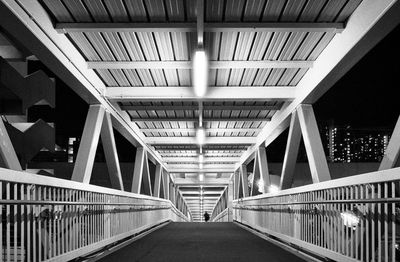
[[120, 104, 281, 111], [132, 117, 270, 122], [163, 156, 241, 163], [141, 128, 261, 133], [147, 137, 255, 145], [87, 60, 312, 69], [105, 86, 297, 101], [235, 0, 400, 170], [55, 22, 344, 33]]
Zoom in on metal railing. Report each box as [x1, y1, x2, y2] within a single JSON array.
[[212, 208, 230, 222], [0, 168, 189, 262], [233, 167, 400, 262]]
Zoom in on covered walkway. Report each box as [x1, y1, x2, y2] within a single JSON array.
[[98, 222, 305, 262]]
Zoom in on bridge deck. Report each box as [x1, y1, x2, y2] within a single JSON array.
[[98, 222, 305, 262]]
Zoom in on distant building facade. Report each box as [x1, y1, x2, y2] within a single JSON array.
[[322, 122, 391, 163]]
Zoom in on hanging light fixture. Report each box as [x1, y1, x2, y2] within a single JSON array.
[[199, 173, 204, 181], [196, 127, 206, 145], [199, 154, 204, 163], [193, 50, 208, 97]]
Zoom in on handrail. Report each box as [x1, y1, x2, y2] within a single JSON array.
[[233, 167, 400, 262], [234, 167, 400, 203], [0, 168, 189, 262], [212, 208, 229, 222]]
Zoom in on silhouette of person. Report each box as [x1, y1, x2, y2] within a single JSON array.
[[204, 211, 210, 222]]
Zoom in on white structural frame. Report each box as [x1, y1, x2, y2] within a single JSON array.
[[379, 115, 400, 170], [131, 147, 153, 195]]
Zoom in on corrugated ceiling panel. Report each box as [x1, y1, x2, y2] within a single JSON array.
[[265, 69, 285, 85], [82, 0, 110, 22], [240, 69, 257, 86], [253, 69, 271, 86], [137, 69, 155, 86], [171, 32, 189, 60], [279, 32, 307, 60], [178, 70, 191, 86], [42, 0, 74, 22], [68, 33, 100, 60], [216, 69, 230, 86], [120, 32, 146, 60], [234, 32, 255, 60], [262, 0, 285, 22], [298, 0, 327, 22], [318, 0, 348, 22], [280, 0, 307, 22], [219, 32, 238, 60], [208, 69, 217, 86], [164, 69, 179, 86], [145, 0, 167, 22], [335, 0, 362, 22], [293, 32, 324, 60], [123, 70, 142, 86], [124, 0, 148, 22], [96, 70, 118, 86], [225, 0, 246, 21], [204, 33, 221, 61], [154, 32, 174, 60], [85, 32, 115, 60], [103, 32, 130, 60], [186, 0, 197, 21], [102, 0, 129, 22], [164, 0, 185, 21], [264, 32, 290, 60], [290, 68, 308, 85], [228, 69, 244, 86], [278, 69, 298, 86], [308, 33, 336, 60], [206, 0, 224, 22], [109, 69, 130, 86], [243, 0, 267, 21], [62, 0, 91, 22], [151, 69, 167, 86], [136, 32, 160, 60]]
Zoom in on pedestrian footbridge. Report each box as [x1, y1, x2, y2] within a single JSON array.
[[0, 0, 400, 261]]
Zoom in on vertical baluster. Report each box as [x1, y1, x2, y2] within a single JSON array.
[[57, 188, 60, 257], [360, 185, 364, 261], [7, 182, 12, 262], [372, 184, 376, 261], [345, 187, 349, 257], [0, 181, 3, 261], [333, 188, 337, 253], [391, 181, 396, 262], [38, 186, 42, 262], [13, 183, 17, 262], [384, 182, 388, 261], [43, 188, 47, 261], [350, 186, 354, 258], [20, 184, 25, 262], [366, 184, 370, 262], [32, 185, 36, 262], [355, 186, 359, 260], [61, 188, 65, 254], [378, 183, 382, 262]]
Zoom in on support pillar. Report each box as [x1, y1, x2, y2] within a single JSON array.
[[131, 147, 152, 195], [71, 105, 105, 183], [101, 112, 124, 190], [297, 104, 331, 183], [240, 165, 249, 197], [0, 117, 22, 171], [153, 164, 162, 197], [280, 112, 302, 189]]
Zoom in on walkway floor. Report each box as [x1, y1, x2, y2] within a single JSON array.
[[98, 222, 305, 262]]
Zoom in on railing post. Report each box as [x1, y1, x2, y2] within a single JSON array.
[[227, 180, 233, 221], [71, 104, 105, 183]]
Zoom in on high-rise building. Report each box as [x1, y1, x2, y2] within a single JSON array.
[[323, 122, 391, 163]]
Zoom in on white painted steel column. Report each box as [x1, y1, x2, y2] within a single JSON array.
[[101, 111, 124, 190], [234, 171, 240, 199], [153, 164, 162, 197], [163, 171, 170, 200], [240, 165, 249, 197], [280, 112, 302, 189], [227, 180, 234, 221], [0, 117, 22, 171], [71, 105, 105, 183], [379, 115, 400, 170], [131, 147, 153, 195], [297, 104, 331, 183]]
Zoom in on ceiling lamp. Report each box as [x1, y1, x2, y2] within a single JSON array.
[[193, 50, 208, 97], [199, 173, 204, 181], [198, 154, 204, 163]]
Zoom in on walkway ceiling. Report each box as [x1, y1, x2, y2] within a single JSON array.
[[2, 0, 397, 221]]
